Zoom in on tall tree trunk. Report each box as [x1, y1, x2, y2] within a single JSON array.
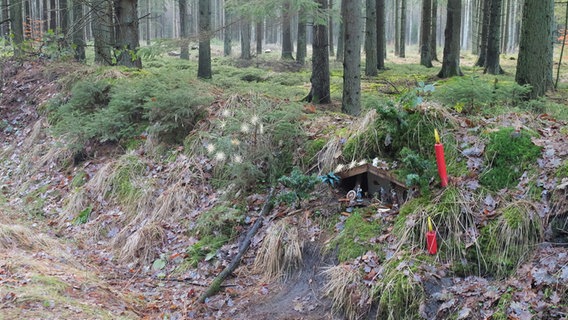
[[420, 0, 432, 67], [501, 0, 509, 53], [365, 0, 377, 76], [1, 0, 9, 37], [23, 0, 30, 39], [438, 0, 463, 78], [60, 0, 68, 36], [484, 0, 502, 74], [42, 0, 48, 34], [240, 18, 251, 59], [471, 0, 480, 54], [296, 9, 306, 65], [328, 0, 334, 56], [281, 1, 294, 60], [92, 0, 112, 64], [430, 0, 438, 61], [180, 0, 189, 59], [197, 0, 211, 78], [224, 9, 232, 56], [399, 0, 406, 57], [114, 0, 141, 68], [256, 20, 263, 55], [72, 0, 85, 61], [336, 0, 345, 61], [475, 0, 490, 66], [515, 0, 554, 99], [342, 0, 362, 115], [145, 0, 150, 45], [10, 0, 24, 56], [49, 0, 56, 30], [307, 0, 331, 104], [376, 0, 386, 69], [394, 0, 400, 56]]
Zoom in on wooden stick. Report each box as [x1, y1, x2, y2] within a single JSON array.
[[198, 188, 274, 303]]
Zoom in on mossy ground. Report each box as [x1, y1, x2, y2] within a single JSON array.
[[330, 211, 382, 262]]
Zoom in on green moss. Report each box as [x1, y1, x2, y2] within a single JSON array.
[[480, 127, 541, 191], [331, 211, 382, 262], [303, 138, 327, 166]]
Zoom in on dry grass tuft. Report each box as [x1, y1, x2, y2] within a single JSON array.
[[254, 218, 304, 280], [22, 119, 45, 150], [116, 222, 165, 264], [322, 264, 371, 320], [0, 223, 54, 251]]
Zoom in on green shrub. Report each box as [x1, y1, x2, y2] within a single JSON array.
[[47, 70, 215, 155], [277, 167, 320, 208], [434, 76, 530, 112], [480, 127, 541, 190]]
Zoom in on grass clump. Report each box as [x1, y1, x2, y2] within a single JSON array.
[[478, 201, 543, 278], [330, 211, 382, 262], [480, 127, 541, 191], [374, 256, 425, 320], [322, 264, 371, 320], [253, 218, 304, 280], [186, 234, 229, 267]]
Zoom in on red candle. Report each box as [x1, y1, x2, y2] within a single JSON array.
[[434, 129, 448, 187], [426, 217, 437, 254]]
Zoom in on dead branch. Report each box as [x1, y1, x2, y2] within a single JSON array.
[[198, 188, 274, 303]]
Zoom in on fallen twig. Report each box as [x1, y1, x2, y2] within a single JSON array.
[[198, 188, 274, 303]]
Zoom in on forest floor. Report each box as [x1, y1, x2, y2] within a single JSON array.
[[1, 52, 568, 320]]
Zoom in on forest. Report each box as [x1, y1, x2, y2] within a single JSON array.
[[0, 0, 568, 319]]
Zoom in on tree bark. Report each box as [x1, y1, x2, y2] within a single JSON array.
[[394, 0, 400, 56], [365, 0, 377, 76], [430, 0, 438, 61], [72, 0, 85, 61], [376, 0, 386, 69], [515, 0, 554, 99], [484, 0, 503, 74], [240, 18, 251, 59], [399, 0, 406, 58], [1, 0, 9, 38], [296, 8, 307, 65], [197, 0, 211, 78], [420, 0, 432, 67], [281, 1, 294, 60], [92, 0, 112, 65], [114, 0, 141, 68], [342, 0, 362, 115], [305, 0, 331, 104], [475, 0, 490, 67], [224, 9, 232, 56], [328, 0, 334, 56], [437, 0, 463, 78], [10, 0, 24, 57], [180, 0, 190, 60], [336, 0, 345, 61], [256, 20, 263, 55]]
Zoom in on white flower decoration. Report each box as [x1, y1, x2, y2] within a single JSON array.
[[215, 152, 226, 162]]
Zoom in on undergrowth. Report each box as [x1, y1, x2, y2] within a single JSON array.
[[480, 127, 541, 191], [330, 211, 382, 262]]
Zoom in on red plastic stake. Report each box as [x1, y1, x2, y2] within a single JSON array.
[[434, 129, 448, 187], [427, 217, 437, 254]]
